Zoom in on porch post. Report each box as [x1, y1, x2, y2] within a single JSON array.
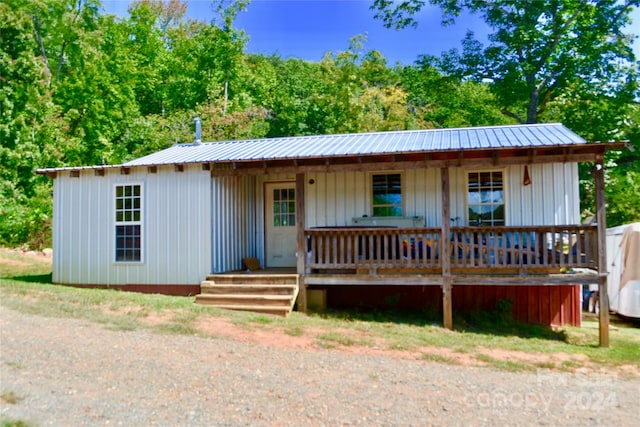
[[594, 160, 609, 347], [441, 167, 453, 330], [296, 173, 308, 313]]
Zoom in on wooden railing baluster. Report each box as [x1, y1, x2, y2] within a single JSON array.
[[305, 225, 597, 273]]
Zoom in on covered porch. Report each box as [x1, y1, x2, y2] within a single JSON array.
[[201, 125, 624, 347], [287, 162, 613, 347]]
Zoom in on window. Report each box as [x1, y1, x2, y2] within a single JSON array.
[[372, 173, 402, 216], [115, 184, 142, 262], [467, 171, 504, 226], [273, 188, 295, 227]]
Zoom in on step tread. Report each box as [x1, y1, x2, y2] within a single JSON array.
[[207, 273, 299, 279], [201, 283, 297, 288], [194, 303, 292, 315], [196, 294, 293, 300]]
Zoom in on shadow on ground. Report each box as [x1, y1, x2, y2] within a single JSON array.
[[10, 273, 53, 284]]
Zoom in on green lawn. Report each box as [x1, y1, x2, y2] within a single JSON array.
[[2, 248, 639, 374]]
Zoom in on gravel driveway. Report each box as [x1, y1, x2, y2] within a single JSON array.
[[1, 305, 638, 426]]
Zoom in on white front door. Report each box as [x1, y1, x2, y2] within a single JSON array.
[[265, 182, 297, 267]]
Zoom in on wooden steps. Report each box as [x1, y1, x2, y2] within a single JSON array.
[[194, 274, 299, 316]]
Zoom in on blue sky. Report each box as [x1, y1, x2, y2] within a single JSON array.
[[103, 0, 639, 66], [102, 0, 489, 65]]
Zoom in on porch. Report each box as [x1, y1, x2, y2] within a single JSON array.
[[304, 225, 600, 285], [202, 125, 618, 346]]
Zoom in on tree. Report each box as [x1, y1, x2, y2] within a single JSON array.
[[400, 61, 512, 128], [372, 0, 639, 124]]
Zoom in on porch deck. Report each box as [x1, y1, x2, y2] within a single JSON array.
[[304, 225, 600, 286]]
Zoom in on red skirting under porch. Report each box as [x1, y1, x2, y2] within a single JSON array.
[[325, 285, 581, 327]]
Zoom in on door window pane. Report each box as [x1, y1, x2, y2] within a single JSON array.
[[273, 188, 295, 227]]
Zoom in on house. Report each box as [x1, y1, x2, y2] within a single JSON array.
[[37, 123, 623, 344]]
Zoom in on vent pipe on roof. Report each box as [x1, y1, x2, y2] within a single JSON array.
[[194, 117, 202, 145]]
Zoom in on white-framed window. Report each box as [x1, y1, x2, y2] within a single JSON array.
[[114, 183, 142, 262], [371, 173, 403, 216], [272, 187, 296, 227], [467, 170, 505, 226]]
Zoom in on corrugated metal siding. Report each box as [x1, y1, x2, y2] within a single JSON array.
[[51, 160, 580, 284], [507, 163, 579, 226], [303, 163, 578, 228], [211, 175, 257, 273], [121, 123, 586, 167], [52, 165, 211, 286], [306, 169, 443, 227]]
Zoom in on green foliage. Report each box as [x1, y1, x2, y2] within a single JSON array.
[[373, 0, 640, 124], [2, 0, 639, 247]]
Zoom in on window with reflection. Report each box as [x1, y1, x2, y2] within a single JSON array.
[[372, 173, 402, 216], [467, 171, 504, 226]]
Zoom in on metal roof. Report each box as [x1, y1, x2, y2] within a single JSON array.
[[37, 123, 601, 174], [121, 123, 585, 168]]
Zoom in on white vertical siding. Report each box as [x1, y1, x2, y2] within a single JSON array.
[[506, 163, 580, 226], [306, 168, 442, 228], [301, 163, 580, 229], [52, 161, 581, 284], [52, 165, 211, 286], [210, 175, 257, 273]]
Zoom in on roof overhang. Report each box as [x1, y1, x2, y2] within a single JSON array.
[[36, 141, 627, 178], [207, 142, 627, 177]]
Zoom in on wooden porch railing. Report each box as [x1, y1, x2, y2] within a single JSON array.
[[305, 225, 598, 273], [306, 227, 442, 271]]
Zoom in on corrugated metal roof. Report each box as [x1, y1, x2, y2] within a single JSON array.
[[36, 123, 591, 173], [122, 123, 585, 167]]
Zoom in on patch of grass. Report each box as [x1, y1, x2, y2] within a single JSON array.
[[475, 353, 533, 372], [4, 361, 24, 370], [249, 315, 274, 324], [2, 249, 640, 375], [388, 341, 416, 351], [0, 248, 52, 278], [559, 360, 582, 370], [284, 326, 303, 337], [534, 361, 557, 370], [1, 419, 35, 427], [154, 323, 199, 335], [421, 353, 455, 364], [317, 332, 356, 347], [104, 317, 141, 332], [0, 391, 23, 404]]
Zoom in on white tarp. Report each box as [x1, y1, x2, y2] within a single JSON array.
[[619, 222, 640, 290], [607, 222, 640, 318]]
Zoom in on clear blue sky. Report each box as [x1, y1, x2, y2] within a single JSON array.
[[103, 0, 639, 66]]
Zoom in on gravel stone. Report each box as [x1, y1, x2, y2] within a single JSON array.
[[1, 306, 638, 426]]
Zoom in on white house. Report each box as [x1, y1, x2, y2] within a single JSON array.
[[37, 123, 623, 341]]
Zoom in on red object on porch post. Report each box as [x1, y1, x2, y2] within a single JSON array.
[[523, 165, 531, 186]]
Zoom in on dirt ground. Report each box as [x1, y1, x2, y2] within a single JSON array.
[[2, 306, 640, 426]]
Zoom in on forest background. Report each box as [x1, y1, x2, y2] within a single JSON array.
[[1, 0, 639, 249]]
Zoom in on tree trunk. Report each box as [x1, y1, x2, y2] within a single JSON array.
[[527, 88, 539, 124]]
